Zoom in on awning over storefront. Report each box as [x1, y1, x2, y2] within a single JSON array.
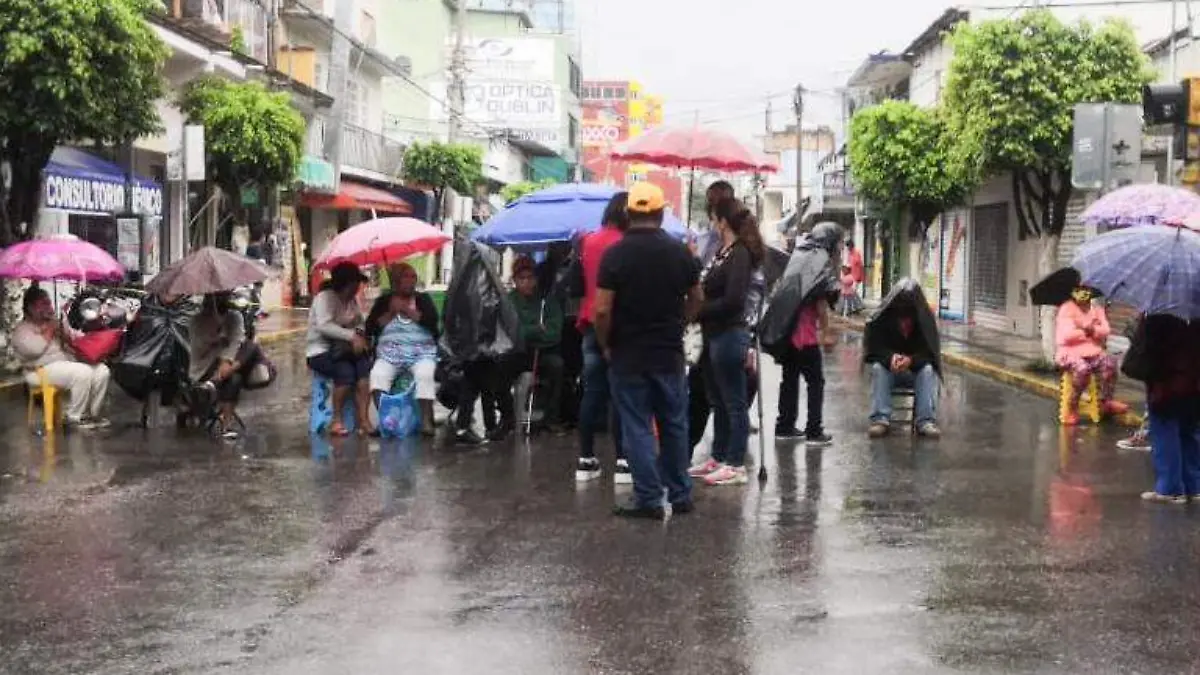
[[299, 179, 413, 215], [43, 147, 163, 216]]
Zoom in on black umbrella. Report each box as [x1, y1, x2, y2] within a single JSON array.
[[1029, 267, 1083, 306]]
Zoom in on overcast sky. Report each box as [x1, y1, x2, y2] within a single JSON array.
[[579, 0, 1178, 142]]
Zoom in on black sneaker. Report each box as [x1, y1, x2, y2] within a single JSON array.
[[455, 429, 486, 446], [575, 457, 601, 482], [613, 458, 633, 485], [805, 431, 833, 447], [612, 500, 665, 520], [486, 424, 512, 442], [670, 500, 695, 515], [775, 427, 804, 440]]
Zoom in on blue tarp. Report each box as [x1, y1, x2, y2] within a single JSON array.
[[471, 182, 690, 249]]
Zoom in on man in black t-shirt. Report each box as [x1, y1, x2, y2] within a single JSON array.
[[595, 182, 703, 519]]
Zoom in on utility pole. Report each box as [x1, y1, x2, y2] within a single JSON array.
[[757, 97, 771, 223], [448, 0, 468, 143], [1168, 0, 1179, 185], [793, 83, 805, 232]]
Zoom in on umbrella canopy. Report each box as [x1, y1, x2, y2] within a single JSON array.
[[315, 217, 450, 271], [471, 183, 689, 248], [145, 246, 270, 297], [1029, 267, 1084, 306], [1071, 226, 1200, 320], [610, 126, 778, 173], [1080, 183, 1200, 230], [0, 234, 124, 283]]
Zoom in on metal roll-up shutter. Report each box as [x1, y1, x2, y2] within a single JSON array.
[[1056, 194, 1090, 268], [970, 203, 1009, 332]]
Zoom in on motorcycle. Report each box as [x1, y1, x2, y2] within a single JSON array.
[[61, 285, 144, 365]]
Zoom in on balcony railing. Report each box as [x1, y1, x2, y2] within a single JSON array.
[[341, 123, 405, 177], [162, 0, 269, 62]]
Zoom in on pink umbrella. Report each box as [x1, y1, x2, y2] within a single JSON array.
[[0, 234, 124, 283], [313, 217, 450, 271], [610, 126, 779, 173]]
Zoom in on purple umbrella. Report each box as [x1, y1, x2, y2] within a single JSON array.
[[1072, 226, 1200, 320], [1081, 183, 1200, 230]]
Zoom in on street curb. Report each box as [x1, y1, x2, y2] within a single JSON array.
[[836, 319, 1141, 428], [0, 326, 306, 404]]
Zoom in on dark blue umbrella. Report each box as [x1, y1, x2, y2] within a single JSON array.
[[1071, 226, 1200, 320], [471, 182, 689, 249]]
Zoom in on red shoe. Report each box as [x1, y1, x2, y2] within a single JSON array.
[[1063, 412, 1080, 426], [1102, 400, 1129, 416]]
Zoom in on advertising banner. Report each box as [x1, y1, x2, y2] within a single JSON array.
[[939, 209, 970, 321]]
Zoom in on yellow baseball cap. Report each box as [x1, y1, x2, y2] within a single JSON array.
[[626, 182, 666, 213]]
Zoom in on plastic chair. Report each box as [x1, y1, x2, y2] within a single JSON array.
[[1059, 371, 1101, 425], [26, 367, 61, 433]]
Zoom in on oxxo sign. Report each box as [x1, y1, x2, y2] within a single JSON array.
[[581, 125, 621, 146], [44, 174, 163, 216]]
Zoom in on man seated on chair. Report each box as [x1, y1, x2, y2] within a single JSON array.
[[492, 255, 565, 438], [13, 286, 111, 430], [190, 291, 274, 438], [367, 262, 440, 436], [1054, 286, 1127, 425], [863, 278, 942, 439]]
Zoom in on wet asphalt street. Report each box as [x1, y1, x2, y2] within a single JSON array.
[[2, 332, 1200, 675]]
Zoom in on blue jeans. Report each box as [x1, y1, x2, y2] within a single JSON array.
[[869, 362, 939, 425], [610, 369, 691, 508], [1148, 406, 1200, 496], [703, 329, 750, 466], [578, 328, 623, 460]]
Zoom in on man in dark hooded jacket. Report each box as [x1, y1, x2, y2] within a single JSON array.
[[863, 279, 941, 439]]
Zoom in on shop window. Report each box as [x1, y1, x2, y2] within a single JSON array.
[[70, 214, 117, 259], [568, 114, 578, 149]]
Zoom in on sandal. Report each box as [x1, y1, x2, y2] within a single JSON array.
[[1141, 491, 1187, 505], [329, 422, 350, 437]]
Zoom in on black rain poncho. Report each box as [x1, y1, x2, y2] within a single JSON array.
[[439, 240, 521, 364], [758, 222, 843, 358], [862, 278, 942, 377], [110, 295, 197, 401]]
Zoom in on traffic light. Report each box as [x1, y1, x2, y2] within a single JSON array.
[[1143, 81, 1189, 125]]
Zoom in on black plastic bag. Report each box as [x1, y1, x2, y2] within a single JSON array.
[[111, 296, 197, 401], [439, 240, 521, 364]]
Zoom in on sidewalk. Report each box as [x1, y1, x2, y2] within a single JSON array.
[[0, 308, 309, 402], [837, 311, 1143, 426]]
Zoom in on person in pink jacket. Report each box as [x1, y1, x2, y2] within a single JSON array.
[[1054, 287, 1128, 425]]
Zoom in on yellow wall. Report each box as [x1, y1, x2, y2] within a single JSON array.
[[277, 47, 317, 88]]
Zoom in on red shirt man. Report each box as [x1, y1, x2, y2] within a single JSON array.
[[846, 241, 865, 284], [577, 225, 624, 331]]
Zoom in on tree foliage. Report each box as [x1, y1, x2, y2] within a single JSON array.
[[943, 10, 1150, 239], [500, 178, 557, 204], [848, 100, 971, 229], [402, 142, 484, 210], [0, 0, 168, 243], [178, 76, 306, 221]]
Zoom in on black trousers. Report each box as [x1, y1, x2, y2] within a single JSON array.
[[493, 349, 565, 429], [776, 344, 824, 436], [688, 358, 759, 455], [202, 341, 265, 404]]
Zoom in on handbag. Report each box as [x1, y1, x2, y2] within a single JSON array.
[[70, 328, 124, 365]]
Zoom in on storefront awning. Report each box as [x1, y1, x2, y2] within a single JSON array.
[[43, 147, 163, 216], [300, 179, 413, 215]]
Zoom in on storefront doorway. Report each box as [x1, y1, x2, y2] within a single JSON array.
[[970, 203, 1010, 331]]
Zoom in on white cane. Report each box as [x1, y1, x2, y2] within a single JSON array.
[[754, 296, 768, 484], [525, 298, 547, 436]]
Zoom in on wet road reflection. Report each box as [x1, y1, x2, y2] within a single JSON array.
[[2, 335, 1200, 674]]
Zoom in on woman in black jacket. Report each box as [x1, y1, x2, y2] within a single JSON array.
[[688, 198, 764, 487]]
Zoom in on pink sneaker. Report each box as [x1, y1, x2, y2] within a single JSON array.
[[688, 458, 721, 477], [704, 465, 748, 486]]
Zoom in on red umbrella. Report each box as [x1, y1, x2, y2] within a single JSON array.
[[313, 217, 450, 271], [610, 126, 779, 173]]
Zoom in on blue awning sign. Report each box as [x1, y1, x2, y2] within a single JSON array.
[[41, 147, 163, 216]]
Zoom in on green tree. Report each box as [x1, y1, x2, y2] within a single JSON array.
[[178, 76, 306, 229], [943, 10, 1150, 356], [848, 100, 971, 232], [0, 0, 168, 244], [500, 178, 557, 204], [402, 141, 484, 219]]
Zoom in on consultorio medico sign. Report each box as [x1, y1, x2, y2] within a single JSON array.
[[44, 173, 163, 216]]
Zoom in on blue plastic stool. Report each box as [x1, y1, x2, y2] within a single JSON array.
[[309, 374, 357, 436]]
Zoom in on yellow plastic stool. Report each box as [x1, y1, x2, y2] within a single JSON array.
[[26, 368, 61, 433], [1059, 371, 1101, 425]]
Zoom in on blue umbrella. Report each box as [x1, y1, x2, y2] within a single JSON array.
[[1071, 226, 1200, 320], [471, 182, 689, 248]]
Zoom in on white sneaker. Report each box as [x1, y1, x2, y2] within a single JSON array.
[[614, 459, 633, 485], [575, 457, 601, 482], [704, 465, 748, 486]]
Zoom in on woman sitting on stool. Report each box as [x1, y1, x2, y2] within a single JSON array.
[[1054, 287, 1127, 425], [367, 262, 440, 436], [307, 262, 372, 436]]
